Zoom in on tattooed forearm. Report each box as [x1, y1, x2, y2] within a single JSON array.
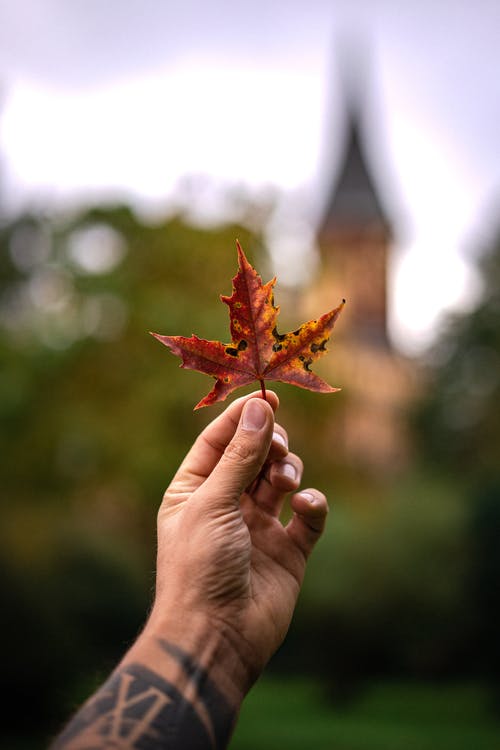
[[157, 639, 236, 747], [51, 640, 236, 750]]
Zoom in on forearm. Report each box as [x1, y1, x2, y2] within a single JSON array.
[[51, 612, 250, 750]]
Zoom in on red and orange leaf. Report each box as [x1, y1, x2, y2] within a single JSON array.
[[151, 241, 345, 409]]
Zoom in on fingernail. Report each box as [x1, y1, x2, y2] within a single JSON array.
[[272, 432, 287, 449], [282, 463, 297, 481], [242, 400, 268, 431], [298, 492, 315, 504]]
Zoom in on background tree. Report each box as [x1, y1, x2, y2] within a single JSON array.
[[416, 223, 500, 481], [415, 218, 500, 705]]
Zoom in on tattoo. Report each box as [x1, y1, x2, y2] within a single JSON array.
[[51, 640, 235, 750], [157, 639, 234, 747]]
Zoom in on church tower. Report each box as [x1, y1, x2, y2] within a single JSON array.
[[304, 89, 415, 475], [318, 104, 391, 347]]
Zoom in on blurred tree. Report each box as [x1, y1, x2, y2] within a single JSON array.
[[415, 223, 500, 481], [274, 475, 470, 699]]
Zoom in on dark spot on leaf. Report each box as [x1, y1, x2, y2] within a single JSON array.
[[272, 327, 286, 342], [298, 355, 305, 361], [303, 358, 313, 372], [311, 339, 327, 353], [272, 343, 283, 352], [293, 328, 302, 336], [225, 346, 239, 357], [238, 339, 248, 351]]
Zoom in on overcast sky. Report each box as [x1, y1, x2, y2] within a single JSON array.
[[1, 0, 500, 352]]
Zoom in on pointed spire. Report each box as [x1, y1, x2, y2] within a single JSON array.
[[318, 88, 392, 239], [315, 69, 395, 348]]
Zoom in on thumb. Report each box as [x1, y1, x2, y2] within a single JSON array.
[[198, 398, 274, 509]]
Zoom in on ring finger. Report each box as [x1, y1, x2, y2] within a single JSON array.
[[251, 453, 303, 517]]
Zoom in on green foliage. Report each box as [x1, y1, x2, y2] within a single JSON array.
[[272, 474, 471, 694], [0, 208, 261, 504]]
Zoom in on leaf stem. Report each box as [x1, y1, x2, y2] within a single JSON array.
[[259, 379, 267, 401]]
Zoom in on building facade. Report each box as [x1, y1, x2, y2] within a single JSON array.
[[303, 102, 416, 474]]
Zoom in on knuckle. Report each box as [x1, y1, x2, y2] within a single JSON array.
[[224, 435, 260, 465]]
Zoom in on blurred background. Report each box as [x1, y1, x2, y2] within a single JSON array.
[[1, 2, 500, 748]]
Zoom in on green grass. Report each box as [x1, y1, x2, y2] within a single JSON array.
[[230, 678, 500, 750], [5, 678, 499, 749]]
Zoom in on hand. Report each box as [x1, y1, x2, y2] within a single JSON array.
[[52, 391, 329, 749], [146, 390, 328, 688]]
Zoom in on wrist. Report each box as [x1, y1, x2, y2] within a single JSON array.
[[124, 605, 255, 709]]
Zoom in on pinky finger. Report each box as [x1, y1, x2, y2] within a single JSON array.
[[285, 490, 329, 558]]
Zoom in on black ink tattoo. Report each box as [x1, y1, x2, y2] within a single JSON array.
[[51, 640, 235, 750], [158, 639, 235, 748]]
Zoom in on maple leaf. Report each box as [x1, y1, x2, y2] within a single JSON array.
[[151, 242, 345, 409]]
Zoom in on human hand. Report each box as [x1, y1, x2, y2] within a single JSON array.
[[52, 391, 329, 749], [145, 390, 328, 690]]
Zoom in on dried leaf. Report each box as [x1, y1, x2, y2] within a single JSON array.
[[151, 242, 344, 408]]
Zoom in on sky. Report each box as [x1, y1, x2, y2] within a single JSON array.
[[1, 0, 500, 354]]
